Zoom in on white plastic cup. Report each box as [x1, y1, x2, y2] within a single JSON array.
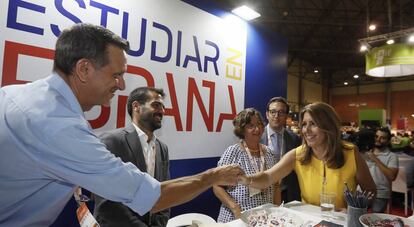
[[320, 192, 336, 218]]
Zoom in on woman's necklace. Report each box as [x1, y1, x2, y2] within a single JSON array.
[[243, 140, 269, 198], [243, 141, 259, 153], [242, 140, 265, 173], [312, 148, 328, 193], [322, 161, 327, 193]]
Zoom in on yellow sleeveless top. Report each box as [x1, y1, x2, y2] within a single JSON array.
[[294, 143, 357, 209]]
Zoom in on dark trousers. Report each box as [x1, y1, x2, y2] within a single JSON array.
[[281, 171, 301, 202], [371, 198, 388, 213]]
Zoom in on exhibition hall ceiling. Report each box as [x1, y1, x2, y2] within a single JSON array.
[[203, 0, 414, 87]]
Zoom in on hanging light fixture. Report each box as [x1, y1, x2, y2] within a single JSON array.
[[358, 27, 414, 78]]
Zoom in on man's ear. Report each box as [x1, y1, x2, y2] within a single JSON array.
[[132, 101, 141, 113], [74, 59, 90, 83]]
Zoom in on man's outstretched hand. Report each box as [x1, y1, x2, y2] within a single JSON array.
[[211, 164, 245, 186]]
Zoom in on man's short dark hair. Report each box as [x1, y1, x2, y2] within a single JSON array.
[[127, 87, 165, 118], [266, 96, 290, 113], [377, 127, 392, 142], [53, 23, 129, 75]]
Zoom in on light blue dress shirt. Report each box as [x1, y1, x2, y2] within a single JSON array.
[[0, 73, 161, 226]]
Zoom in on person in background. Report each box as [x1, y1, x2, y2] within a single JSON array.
[[0, 23, 244, 226], [238, 102, 376, 210], [409, 130, 414, 156], [391, 132, 411, 152], [261, 97, 301, 204], [94, 87, 170, 227], [365, 127, 399, 213], [348, 125, 376, 152], [214, 108, 276, 223]]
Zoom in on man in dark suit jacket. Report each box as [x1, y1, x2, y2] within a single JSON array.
[[94, 87, 170, 227], [260, 97, 302, 204]]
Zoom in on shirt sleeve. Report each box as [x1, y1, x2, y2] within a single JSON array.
[[32, 117, 160, 215], [218, 144, 241, 167], [388, 153, 399, 169]]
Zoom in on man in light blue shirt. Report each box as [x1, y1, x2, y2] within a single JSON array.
[[365, 127, 399, 212], [0, 23, 243, 226]]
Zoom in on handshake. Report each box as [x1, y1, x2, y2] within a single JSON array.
[[210, 164, 252, 186]]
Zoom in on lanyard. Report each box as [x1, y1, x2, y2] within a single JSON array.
[[74, 188, 100, 227], [243, 141, 272, 199], [243, 140, 265, 173]]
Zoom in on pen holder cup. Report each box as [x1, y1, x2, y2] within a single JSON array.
[[347, 206, 367, 227]]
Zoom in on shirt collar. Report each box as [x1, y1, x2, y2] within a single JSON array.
[[377, 147, 391, 155], [132, 122, 156, 145], [47, 73, 83, 116], [267, 124, 285, 137]]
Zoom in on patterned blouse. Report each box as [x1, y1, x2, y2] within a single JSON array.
[[216, 143, 275, 223]]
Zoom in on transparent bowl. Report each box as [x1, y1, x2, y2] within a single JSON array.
[[359, 213, 414, 227], [240, 203, 304, 227]]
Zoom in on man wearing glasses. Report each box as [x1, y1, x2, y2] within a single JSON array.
[[260, 97, 301, 204]]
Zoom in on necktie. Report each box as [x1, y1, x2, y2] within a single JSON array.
[[271, 133, 281, 162], [277, 133, 283, 156]]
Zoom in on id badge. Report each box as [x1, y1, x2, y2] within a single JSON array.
[[249, 186, 261, 197], [76, 202, 100, 227]]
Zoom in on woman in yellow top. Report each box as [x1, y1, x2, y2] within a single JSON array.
[[239, 102, 376, 209]]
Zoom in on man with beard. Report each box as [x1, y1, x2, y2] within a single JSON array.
[[260, 97, 301, 204], [365, 127, 399, 213], [94, 87, 170, 226]]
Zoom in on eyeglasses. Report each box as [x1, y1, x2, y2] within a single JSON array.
[[245, 124, 263, 130], [268, 109, 287, 117]]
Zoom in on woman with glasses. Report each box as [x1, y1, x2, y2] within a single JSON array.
[[238, 102, 376, 210], [214, 108, 276, 223]]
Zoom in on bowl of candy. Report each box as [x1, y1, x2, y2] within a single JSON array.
[[240, 204, 305, 227], [359, 213, 414, 227]]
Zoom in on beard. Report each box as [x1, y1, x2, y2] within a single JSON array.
[[150, 120, 162, 131], [374, 143, 387, 149], [143, 113, 162, 131]]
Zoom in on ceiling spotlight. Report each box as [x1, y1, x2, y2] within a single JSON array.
[[368, 24, 376, 31], [409, 35, 414, 43], [314, 69, 319, 73], [386, 39, 394, 45], [353, 74, 359, 79], [360, 44, 369, 52], [344, 81, 348, 85], [232, 5, 261, 21]]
